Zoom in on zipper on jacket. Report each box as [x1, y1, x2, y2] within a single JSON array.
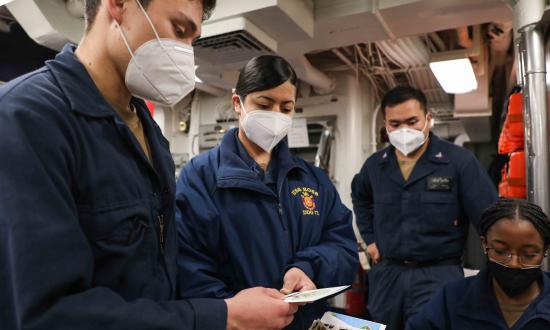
[[158, 214, 165, 255], [277, 203, 288, 230]]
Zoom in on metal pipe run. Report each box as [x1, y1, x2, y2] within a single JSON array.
[[520, 24, 549, 213]]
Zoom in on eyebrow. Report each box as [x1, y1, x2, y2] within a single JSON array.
[[520, 244, 543, 250], [255, 96, 295, 105], [490, 239, 541, 250], [175, 11, 200, 40], [389, 116, 418, 123]]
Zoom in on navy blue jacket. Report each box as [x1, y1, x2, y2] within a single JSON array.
[[407, 269, 550, 329], [0, 45, 226, 330], [176, 129, 358, 329], [351, 133, 498, 260]]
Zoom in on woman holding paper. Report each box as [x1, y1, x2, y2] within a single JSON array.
[[175, 55, 358, 329], [407, 199, 550, 330]]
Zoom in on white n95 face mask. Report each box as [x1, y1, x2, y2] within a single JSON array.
[[117, 0, 196, 106], [387, 117, 429, 156], [239, 97, 292, 153]]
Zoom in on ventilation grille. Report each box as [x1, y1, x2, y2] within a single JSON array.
[[194, 30, 273, 65]]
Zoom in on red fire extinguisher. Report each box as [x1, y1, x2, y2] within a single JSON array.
[[345, 266, 367, 317]]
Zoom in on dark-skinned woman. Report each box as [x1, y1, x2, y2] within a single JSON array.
[[407, 198, 550, 330]]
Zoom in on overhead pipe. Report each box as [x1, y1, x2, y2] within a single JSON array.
[[428, 32, 447, 52], [286, 55, 335, 95]]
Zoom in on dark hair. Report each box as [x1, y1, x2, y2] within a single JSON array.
[[381, 85, 427, 116], [234, 55, 298, 100], [479, 198, 550, 246], [85, 0, 216, 30]]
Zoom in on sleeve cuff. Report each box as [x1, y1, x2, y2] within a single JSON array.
[[188, 298, 227, 330], [285, 260, 315, 282], [364, 234, 375, 245]]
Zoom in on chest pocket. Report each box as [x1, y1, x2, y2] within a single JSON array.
[[420, 192, 454, 204], [420, 192, 459, 233], [78, 199, 151, 244], [78, 199, 156, 293]]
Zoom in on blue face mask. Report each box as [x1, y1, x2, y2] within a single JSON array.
[[487, 260, 542, 297]]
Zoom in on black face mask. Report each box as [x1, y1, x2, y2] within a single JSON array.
[[487, 260, 542, 297]]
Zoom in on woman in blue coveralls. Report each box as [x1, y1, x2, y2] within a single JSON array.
[[407, 198, 550, 330], [175, 55, 358, 329]]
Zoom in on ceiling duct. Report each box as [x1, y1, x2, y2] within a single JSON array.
[[6, 0, 84, 50], [445, 26, 492, 118], [194, 17, 276, 69]]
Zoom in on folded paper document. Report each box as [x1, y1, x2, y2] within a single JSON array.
[[284, 286, 350, 303]]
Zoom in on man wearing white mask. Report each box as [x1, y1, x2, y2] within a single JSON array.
[[351, 86, 498, 330], [175, 55, 358, 330], [0, 1, 300, 329]]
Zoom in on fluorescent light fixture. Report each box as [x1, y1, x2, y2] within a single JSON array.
[[429, 58, 478, 94]]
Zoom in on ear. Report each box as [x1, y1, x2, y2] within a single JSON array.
[[232, 95, 242, 115], [426, 112, 434, 127], [105, 0, 127, 25]]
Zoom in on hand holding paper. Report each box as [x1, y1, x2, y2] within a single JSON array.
[[226, 287, 298, 330], [280, 267, 317, 295]]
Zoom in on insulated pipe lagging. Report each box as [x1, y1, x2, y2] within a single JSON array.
[[287, 55, 336, 95]]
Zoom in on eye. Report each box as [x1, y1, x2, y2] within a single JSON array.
[[521, 249, 541, 258], [257, 104, 271, 110], [282, 108, 293, 114], [407, 119, 418, 125], [174, 25, 186, 39], [494, 249, 510, 257], [522, 254, 539, 260]]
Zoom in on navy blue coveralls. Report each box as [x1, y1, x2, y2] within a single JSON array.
[[0, 45, 226, 330], [176, 128, 358, 329], [351, 132, 498, 329], [407, 269, 550, 330]]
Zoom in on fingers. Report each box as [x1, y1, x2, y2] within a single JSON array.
[[298, 283, 316, 292], [367, 244, 381, 264], [287, 303, 299, 314], [270, 315, 295, 330], [282, 315, 294, 327], [265, 288, 286, 299], [280, 277, 299, 295]]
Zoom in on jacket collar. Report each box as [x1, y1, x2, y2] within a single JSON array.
[[217, 128, 306, 194], [376, 132, 449, 187], [456, 268, 550, 326], [377, 132, 449, 165], [45, 44, 116, 118]]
